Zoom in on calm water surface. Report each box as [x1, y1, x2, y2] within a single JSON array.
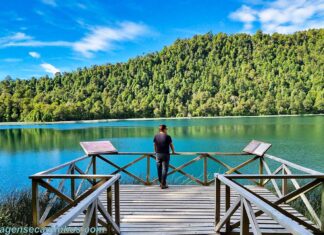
[[0, 116, 323, 194]]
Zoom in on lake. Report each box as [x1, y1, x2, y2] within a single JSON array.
[[0, 116, 323, 194]]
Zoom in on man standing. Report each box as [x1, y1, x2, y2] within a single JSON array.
[[153, 124, 175, 189]]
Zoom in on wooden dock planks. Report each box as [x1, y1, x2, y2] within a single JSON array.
[[56, 185, 314, 234]]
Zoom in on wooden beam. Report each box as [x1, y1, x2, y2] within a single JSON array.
[[40, 179, 108, 228], [282, 166, 288, 196], [74, 164, 95, 185], [71, 164, 75, 200], [240, 198, 249, 235], [38, 179, 73, 204], [264, 154, 322, 175], [231, 178, 322, 230], [39, 165, 73, 224], [31, 155, 90, 176], [114, 180, 120, 227], [92, 156, 97, 184], [284, 166, 322, 229], [225, 156, 259, 174], [42, 175, 120, 232], [146, 155, 151, 185], [97, 155, 147, 184], [215, 177, 221, 226], [321, 182, 324, 231], [97, 200, 120, 234], [30, 174, 113, 179], [89, 199, 97, 235], [107, 186, 112, 235], [209, 155, 259, 185], [81, 202, 95, 235], [262, 159, 282, 198], [242, 198, 261, 235], [215, 196, 241, 232], [32, 179, 39, 227], [224, 174, 324, 179], [233, 180, 321, 233], [225, 185, 231, 232], [262, 164, 283, 186], [259, 157, 263, 186], [203, 155, 208, 185], [217, 174, 313, 235], [109, 151, 250, 156]]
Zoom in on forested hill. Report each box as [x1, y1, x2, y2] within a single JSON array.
[[0, 29, 323, 122]]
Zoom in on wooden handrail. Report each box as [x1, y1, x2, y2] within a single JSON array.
[[215, 174, 313, 235], [220, 174, 324, 179], [33, 155, 90, 175], [264, 154, 322, 175], [30, 174, 114, 179], [43, 174, 121, 235], [30, 152, 250, 176]]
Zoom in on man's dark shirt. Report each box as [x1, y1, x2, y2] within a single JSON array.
[[153, 133, 172, 154]]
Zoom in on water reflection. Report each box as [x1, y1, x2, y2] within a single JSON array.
[[0, 116, 323, 192]]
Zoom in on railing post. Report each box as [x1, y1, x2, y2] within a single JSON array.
[[114, 179, 120, 227], [259, 156, 263, 186], [203, 155, 208, 185], [71, 164, 75, 200], [89, 200, 98, 235], [92, 155, 97, 184], [32, 179, 39, 229], [107, 186, 113, 235], [215, 176, 221, 228], [225, 185, 231, 232], [282, 165, 288, 196], [240, 198, 249, 235], [321, 181, 324, 231], [146, 155, 151, 185]]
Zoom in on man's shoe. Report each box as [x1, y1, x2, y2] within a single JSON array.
[[161, 184, 169, 189]]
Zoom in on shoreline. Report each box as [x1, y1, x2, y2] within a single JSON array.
[[0, 113, 323, 126]]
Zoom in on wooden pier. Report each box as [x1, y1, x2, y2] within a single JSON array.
[[29, 140, 324, 235], [60, 184, 316, 235]]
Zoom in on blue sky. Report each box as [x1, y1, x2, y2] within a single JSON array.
[[0, 0, 323, 79]]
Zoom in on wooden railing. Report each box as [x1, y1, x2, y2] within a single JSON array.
[[29, 172, 121, 235], [214, 153, 324, 234], [31, 151, 258, 187], [30, 148, 324, 234]]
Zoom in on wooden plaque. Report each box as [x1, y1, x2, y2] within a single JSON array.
[[80, 141, 118, 155], [243, 140, 272, 156]]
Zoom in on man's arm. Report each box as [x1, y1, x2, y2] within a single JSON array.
[[154, 143, 157, 153], [170, 143, 175, 154]]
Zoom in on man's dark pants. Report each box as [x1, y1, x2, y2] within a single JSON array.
[[156, 153, 170, 185]]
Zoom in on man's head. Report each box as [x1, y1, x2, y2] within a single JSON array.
[[159, 124, 167, 133]]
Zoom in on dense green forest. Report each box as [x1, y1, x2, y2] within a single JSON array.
[[0, 29, 323, 122]]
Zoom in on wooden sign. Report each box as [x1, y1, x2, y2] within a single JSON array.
[[80, 141, 118, 155], [243, 140, 271, 156]]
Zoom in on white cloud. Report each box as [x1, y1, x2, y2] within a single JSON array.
[[41, 0, 57, 7], [0, 22, 149, 57], [0, 32, 32, 44], [29, 51, 41, 58], [229, 0, 324, 33], [73, 22, 148, 57], [41, 63, 60, 75], [2, 58, 22, 62]]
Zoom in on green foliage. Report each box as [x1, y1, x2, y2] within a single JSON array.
[[0, 189, 65, 227], [0, 29, 323, 122]]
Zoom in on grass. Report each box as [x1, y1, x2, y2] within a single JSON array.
[[0, 188, 65, 228]]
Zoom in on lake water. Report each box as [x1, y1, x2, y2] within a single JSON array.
[[0, 116, 323, 194]]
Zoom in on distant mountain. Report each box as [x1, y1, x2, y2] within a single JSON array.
[[0, 29, 323, 122]]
